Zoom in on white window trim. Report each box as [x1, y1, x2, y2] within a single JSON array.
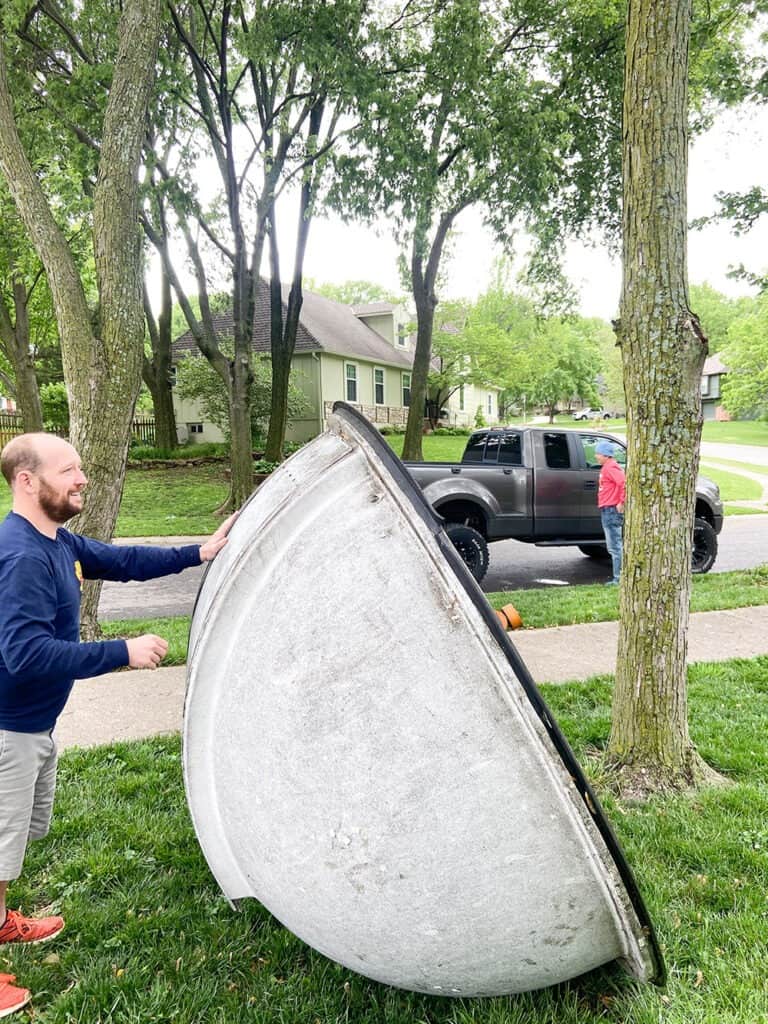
[[345, 362, 358, 403], [402, 371, 412, 408], [374, 366, 385, 405]]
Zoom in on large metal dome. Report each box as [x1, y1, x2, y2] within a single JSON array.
[[183, 403, 663, 997]]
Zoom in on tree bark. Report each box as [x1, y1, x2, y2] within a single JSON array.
[[142, 267, 178, 451], [608, 0, 718, 792], [264, 101, 323, 464], [402, 210, 458, 461]]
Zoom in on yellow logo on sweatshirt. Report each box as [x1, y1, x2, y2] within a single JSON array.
[[74, 560, 83, 590]]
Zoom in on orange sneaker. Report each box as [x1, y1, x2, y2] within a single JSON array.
[[0, 974, 31, 1018], [0, 908, 65, 945]]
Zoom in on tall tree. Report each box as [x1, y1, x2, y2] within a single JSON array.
[[142, 255, 178, 451], [151, 0, 366, 505], [608, 0, 719, 791], [721, 290, 768, 418], [0, 0, 164, 630], [336, 0, 627, 460], [525, 318, 602, 422]]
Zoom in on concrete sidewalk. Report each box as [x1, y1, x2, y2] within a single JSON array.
[[56, 605, 768, 752]]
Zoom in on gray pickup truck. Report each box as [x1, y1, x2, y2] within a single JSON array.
[[405, 426, 723, 582]]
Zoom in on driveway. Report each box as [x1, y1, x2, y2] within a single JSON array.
[[700, 440, 768, 467]]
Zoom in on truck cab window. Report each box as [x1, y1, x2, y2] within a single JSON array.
[[543, 433, 570, 469], [499, 432, 522, 466], [463, 433, 487, 463]]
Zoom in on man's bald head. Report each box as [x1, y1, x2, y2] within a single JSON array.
[[1, 433, 75, 488]]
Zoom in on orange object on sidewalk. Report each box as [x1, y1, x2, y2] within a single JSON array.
[[0, 974, 31, 1018], [495, 604, 523, 630]]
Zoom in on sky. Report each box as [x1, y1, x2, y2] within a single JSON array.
[[296, 102, 768, 321]]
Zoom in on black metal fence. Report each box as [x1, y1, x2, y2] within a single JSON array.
[[0, 413, 156, 449]]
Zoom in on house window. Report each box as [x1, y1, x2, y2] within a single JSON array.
[[168, 365, 177, 387], [700, 375, 710, 396], [487, 393, 493, 416], [374, 367, 385, 405], [397, 327, 407, 347], [459, 385, 465, 412], [188, 422, 204, 435], [402, 372, 411, 407], [345, 363, 358, 402]]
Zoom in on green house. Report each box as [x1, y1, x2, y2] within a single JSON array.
[[172, 285, 500, 443]]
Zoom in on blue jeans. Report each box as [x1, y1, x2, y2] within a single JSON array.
[[600, 506, 624, 583]]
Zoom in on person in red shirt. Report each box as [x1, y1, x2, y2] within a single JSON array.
[[595, 440, 626, 585]]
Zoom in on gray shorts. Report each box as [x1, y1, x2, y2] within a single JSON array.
[[0, 729, 57, 880]]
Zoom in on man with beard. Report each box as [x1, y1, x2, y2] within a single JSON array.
[[0, 432, 236, 1015]]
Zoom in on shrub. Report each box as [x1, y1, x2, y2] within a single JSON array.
[[40, 382, 69, 432], [175, 350, 309, 442], [128, 442, 229, 462]]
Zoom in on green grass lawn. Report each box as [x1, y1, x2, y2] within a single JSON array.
[[4, 655, 768, 1021], [385, 433, 467, 461], [114, 464, 230, 535], [486, 565, 768, 628], [101, 616, 191, 665], [697, 466, 764, 503], [701, 420, 768, 445]]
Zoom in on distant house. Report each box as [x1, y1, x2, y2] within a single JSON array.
[[171, 284, 500, 443], [701, 353, 729, 421]]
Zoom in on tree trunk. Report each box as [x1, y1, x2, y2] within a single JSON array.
[[144, 364, 177, 450], [142, 266, 178, 451], [264, 102, 322, 463], [403, 291, 435, 459], [227, 371, 255, 508], [403, 209, 460, 462], [264, 230, 290, 462], [14, 355, 43, 433], [607, 0, 718, 793], [0, 281, 44, 431]]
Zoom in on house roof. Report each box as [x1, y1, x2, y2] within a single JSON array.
[[703, 353, 728, 376], [173, 283, 414, 370], [352, 302, 397, 316]]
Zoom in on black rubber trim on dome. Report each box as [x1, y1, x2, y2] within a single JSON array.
[[332, 401, 665, 986]]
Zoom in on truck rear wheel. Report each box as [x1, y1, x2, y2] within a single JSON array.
[[692, 517, 717, 574], [444, 524, 489, 584]]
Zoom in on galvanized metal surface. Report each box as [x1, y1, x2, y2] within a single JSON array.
[[184, 404, 662, 996]]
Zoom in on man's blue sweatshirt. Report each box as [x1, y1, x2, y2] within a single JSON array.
[[0, 511, 201, 733]]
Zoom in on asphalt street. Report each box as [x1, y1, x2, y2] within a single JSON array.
[[98, 512, 768, 621]]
